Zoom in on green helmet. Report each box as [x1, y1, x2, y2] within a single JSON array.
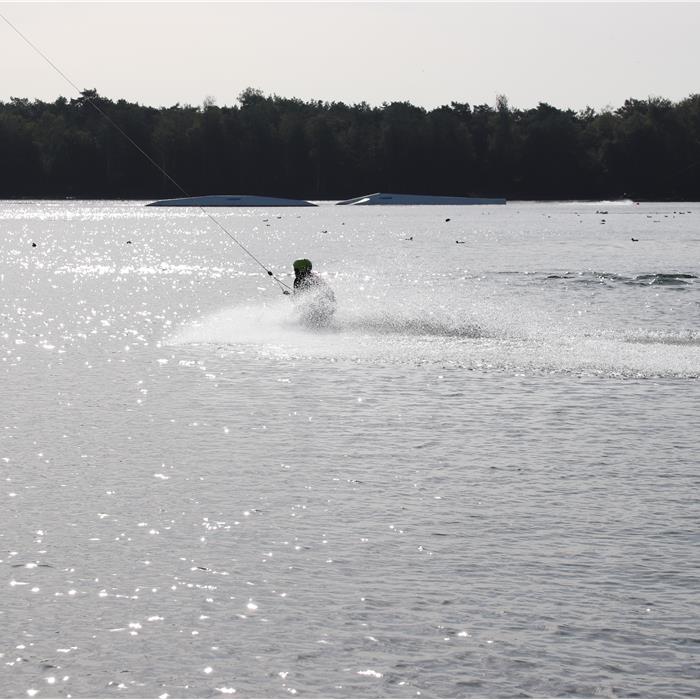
[[293, 258, 312, 272]]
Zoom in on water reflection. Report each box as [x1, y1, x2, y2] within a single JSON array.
[[0, 201, 698, 697]]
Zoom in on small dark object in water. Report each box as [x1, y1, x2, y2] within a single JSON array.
[[445, 218, 451, 222], [31, 242, 37, 247], [456, 240, 465, 244], [126, 240, 132, 244], [631, 237, 639, 242]]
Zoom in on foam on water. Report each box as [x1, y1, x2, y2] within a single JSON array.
[[170, 290, 700, 378], [562, 199, 636, 206], [544, 271, 698, 287]]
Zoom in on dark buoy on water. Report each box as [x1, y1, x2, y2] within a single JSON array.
[[631, 237, 639, 242], [31, 242, 37, 247], [445, 218, 451, 222]]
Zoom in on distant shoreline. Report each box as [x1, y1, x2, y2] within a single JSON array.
[[2, 90, 699, 202], [2, 197, 699, 204]]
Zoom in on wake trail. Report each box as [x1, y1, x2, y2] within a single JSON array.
[[168, 295, 700, 379]]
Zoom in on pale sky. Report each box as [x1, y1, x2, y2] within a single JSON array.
[[1, 1, 698, 111]]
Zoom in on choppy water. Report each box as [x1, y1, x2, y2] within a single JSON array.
[[1, 200, 699, 698]]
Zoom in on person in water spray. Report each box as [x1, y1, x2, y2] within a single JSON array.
[[289, 258, 336, 326], [291, 259, 325, 291]]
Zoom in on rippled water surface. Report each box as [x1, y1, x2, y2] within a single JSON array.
[[1, 200, 699, 698]]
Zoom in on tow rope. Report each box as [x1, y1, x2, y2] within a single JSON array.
[[0, 10, 294, 295]]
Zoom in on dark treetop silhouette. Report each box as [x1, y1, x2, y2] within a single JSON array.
[[1, 88, 699, 200]]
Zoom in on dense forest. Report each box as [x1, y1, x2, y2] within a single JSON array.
[[1, 88, 699, 200]]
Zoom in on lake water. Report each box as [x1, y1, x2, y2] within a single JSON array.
[[1, 200, 698, 698]]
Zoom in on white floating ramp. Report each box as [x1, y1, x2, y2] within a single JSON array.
[[147, 194, 317, 207], [336, 192, 506, 206]]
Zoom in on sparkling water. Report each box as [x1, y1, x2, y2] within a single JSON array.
[[1, 200, 698, 697]]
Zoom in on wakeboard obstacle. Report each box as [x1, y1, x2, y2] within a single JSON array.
[[336, 193, 506, 205], [147, 195, 317, 207]]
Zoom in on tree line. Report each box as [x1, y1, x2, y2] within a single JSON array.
[[1, 88, 699, 200]]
